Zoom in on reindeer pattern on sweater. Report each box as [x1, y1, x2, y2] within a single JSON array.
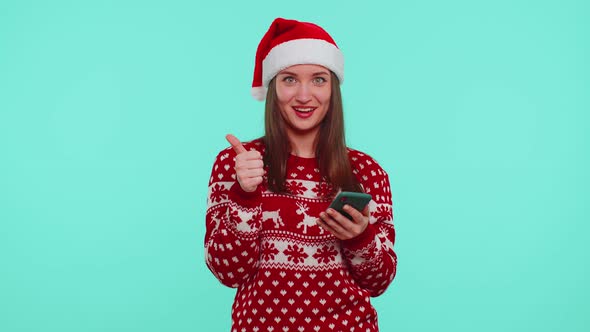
[[205, 138, 397, 332]]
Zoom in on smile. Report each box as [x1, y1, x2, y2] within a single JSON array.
[[293, 106, 316, 119]]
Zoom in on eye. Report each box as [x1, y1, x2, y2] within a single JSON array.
[[313, 77, 327, 85], [282, 76, 296, 84]]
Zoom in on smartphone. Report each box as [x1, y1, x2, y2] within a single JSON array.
[[328, 191, 372, 220]]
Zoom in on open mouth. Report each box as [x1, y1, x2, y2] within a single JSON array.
[[292, 106, 316, 119]]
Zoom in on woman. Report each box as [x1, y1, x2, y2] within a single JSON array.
[[205, 18, 397, 332]]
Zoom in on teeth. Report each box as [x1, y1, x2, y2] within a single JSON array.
[[294, 107, 314, 113]]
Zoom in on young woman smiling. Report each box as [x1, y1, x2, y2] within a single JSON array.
[[205, 18, 397, 332]]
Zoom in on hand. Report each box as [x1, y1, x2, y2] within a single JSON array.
[[317, 205, 370, 240], [225, 134, 264, 193]]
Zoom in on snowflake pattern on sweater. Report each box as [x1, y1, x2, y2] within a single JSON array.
[[205, 138, 396, 332]]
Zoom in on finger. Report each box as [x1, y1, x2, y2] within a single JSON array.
[[236, 151, 264, 167], [243, 159, 264, 169], [317, 216, 341, 235], [225, 134, 247, 154], [235, 160, 265, 172], [362, 205, 370, 216], [239, 168, 265, 178], [235, 152, 263, 166], [321, 211, 353, 236], [317, 217, 351, 240], [249, 150, 263, 160], [327, 208, 357, 230], [343, 204, 365, 223], [316, 218, 342, 239]]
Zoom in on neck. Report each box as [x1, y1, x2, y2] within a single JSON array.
[[287, 127, 320, 158]]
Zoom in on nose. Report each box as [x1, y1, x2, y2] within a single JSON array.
[[295, 82, 312, 103]]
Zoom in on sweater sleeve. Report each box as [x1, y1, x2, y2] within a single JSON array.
[[340, 152, 397, 297], [204, 148, 263, 288]]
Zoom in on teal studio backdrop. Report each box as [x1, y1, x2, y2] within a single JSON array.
[[1, 0, 588, 331]]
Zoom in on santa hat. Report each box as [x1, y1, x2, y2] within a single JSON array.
[[251, 18, 344, 101]]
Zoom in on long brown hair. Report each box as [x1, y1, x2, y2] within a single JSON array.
[[262, 72, 363, 197]]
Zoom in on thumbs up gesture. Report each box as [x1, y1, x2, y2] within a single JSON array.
[[225, 134, 264, 193]]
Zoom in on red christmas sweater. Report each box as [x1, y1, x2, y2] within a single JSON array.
[[205, 138, 397, 332]]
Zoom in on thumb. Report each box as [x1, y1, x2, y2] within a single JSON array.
[[225, 134, 247, 154]]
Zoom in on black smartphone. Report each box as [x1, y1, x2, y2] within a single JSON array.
[[328, 191, 372, 220]]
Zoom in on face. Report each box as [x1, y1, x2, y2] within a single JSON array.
[[275, 64, 332, 137]]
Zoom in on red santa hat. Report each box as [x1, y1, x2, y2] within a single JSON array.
[[251, 18, 344, 101]]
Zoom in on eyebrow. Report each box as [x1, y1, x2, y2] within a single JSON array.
[[278, 70, 330, 76]]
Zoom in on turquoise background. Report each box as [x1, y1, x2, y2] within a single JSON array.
[[1, 0, 588, 331]]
